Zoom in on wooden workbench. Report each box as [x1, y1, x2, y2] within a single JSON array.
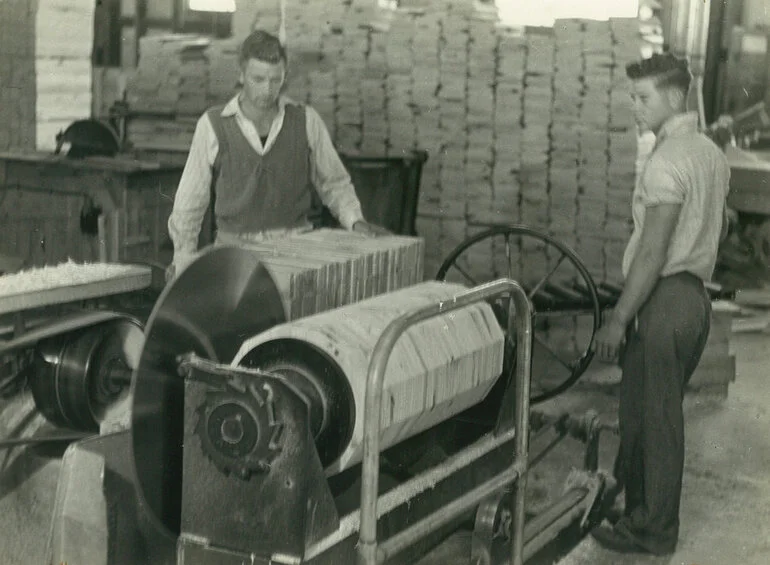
[[0, 261, 152, 354], [725, 145, 770, 214], [0, 262, 152, 316], [0, 151, 183, 268]]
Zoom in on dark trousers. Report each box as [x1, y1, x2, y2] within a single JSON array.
[[614, 272, 711, 553]]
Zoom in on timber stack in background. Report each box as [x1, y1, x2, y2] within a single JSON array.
[[120, 1, 653, 286]]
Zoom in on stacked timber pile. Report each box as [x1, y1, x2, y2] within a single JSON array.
[[281, 1, 647, 284], [686, 309, 736, 398], [233, 280, 504, 474], [232, 0, 282, 41], [125, 35, 240, 149], [123, 1, 648, 285], [35, 0, 96, 151], [0, 0, 36, 150], [234, 228, 424, 320]]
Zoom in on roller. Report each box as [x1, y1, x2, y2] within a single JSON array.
[[232, 281, 506, 475]]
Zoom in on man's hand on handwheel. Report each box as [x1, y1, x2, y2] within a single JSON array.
[[592, 311, 626, 363]]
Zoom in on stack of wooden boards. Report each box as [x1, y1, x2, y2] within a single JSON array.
[[125, 35, 240, 149], [280, 1, 650, 285], [122, 3, 654, 286], [233, 280, 505, 474], [686, 290, 770, 399], [34, 0, 96, 151], [236, 229, 425, 321], [686, 310, 736, 398]]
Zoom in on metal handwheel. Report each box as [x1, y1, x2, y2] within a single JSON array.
[[436, 225, 602, 404]]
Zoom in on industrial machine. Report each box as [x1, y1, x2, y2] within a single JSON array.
[[708, 102, 770, 269], [10, 226, 618, 565]]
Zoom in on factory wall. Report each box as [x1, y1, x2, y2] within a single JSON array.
[[35, 0, 95, 151], [0, 0, 37, 150]]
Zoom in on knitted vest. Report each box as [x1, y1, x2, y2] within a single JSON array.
[[207, 103, 313, 234]]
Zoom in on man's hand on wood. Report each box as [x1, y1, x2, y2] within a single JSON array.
[[352, 221, 391, 237]]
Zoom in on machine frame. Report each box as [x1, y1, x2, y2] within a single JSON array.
[[355, 278, 533, 565]]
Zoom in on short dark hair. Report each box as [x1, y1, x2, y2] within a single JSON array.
[[239, 30, 286, 66], [625, 52, 691, 96]]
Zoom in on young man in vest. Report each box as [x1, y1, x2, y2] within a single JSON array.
[[167, 30, 386, 279], [590, 53, 730, 555]]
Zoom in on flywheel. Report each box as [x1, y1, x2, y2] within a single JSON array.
[[436, 224, 604, 403], [29, 317, 143, 431]]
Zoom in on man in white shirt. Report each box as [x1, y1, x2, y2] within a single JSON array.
[[167, 30, 385, 279], [591, 53, 730, 555]]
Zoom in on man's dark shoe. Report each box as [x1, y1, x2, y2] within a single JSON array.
[[614, 520, 677, 556], [591, 524, 647, 554]]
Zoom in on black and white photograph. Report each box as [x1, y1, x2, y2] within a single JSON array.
[[0, 1, 768, 564]]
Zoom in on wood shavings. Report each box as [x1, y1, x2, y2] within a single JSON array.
[[0, 260, 143, 298]]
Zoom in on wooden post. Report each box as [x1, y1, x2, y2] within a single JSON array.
[[135, 0, 147, 66], [97, 214, 108, 263]]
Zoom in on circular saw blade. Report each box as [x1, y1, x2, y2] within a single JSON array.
[[129, 245, 286, 535]]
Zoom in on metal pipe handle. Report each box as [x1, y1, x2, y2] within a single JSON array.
[[356, 278, 533, 565]]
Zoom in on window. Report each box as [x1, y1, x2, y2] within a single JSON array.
[[180, 0, 233, 38], [188, 0, 235, 13], [496, 0, 639, 28]]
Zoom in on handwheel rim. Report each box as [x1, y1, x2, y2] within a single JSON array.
[[436, 224, 601, 404]]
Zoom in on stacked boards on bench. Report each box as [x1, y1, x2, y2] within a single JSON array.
[[232, 229, 425, 321]]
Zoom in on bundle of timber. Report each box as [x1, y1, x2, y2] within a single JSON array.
[[282, 2, 648, 283], [124, 2, 652, 285], [686, 310, 736, 398], [236, 229, 425, 320], [125, 35, 241, 149], [34, 0, 96, 150]]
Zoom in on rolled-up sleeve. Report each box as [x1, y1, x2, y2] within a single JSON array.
[[640, 155, 686, 206], [168, 113, 217, 269], [305, 106, 364, 230]]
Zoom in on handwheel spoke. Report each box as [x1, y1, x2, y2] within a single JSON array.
[[528, 252, 566, 301], [532, 334, 574, 374], [435, 224, 601, 404], [450, 262, 478, 287]]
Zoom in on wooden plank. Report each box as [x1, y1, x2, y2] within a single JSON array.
[[734, 288, 770, 307], [689, 355, 736, 388], [0, 152, 181, 174], [0, 263, 151, 315], [732, 317, 770, 333]]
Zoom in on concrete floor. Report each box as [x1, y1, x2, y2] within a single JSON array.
[[553, 331, 770, 565], [0, 329, 768, 565], [0, 394, 63, 565]]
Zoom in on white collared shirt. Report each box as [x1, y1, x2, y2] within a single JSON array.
[[622, 112, 730, 281], [168, 95, 364, 269]]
